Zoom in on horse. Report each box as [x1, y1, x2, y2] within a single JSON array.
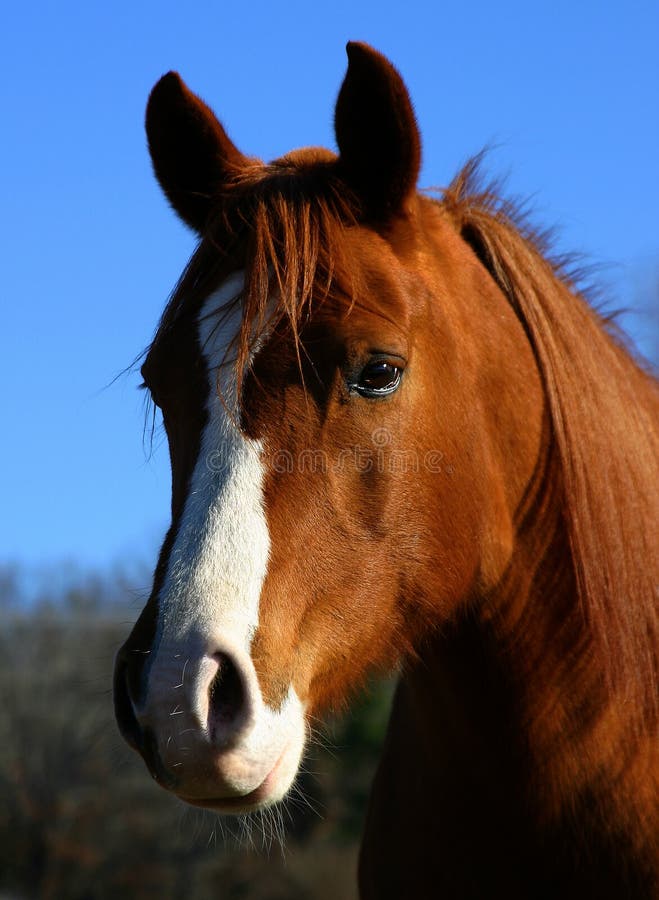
[[113, 42, 658, 898]]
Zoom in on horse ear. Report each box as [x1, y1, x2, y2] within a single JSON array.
[[145, 72, 251, 233], [334, 42, 421, 219]]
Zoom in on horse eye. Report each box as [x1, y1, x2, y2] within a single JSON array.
[[351, 361, 402, 398]]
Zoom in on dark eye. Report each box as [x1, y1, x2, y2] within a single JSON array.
[[350, 360, 403, 398]]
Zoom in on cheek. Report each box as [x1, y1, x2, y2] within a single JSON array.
[[251, 466, 407, 713], [250, 474, 336, 708]]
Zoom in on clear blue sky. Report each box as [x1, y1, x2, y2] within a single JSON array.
[[1, 0, 657, 576]]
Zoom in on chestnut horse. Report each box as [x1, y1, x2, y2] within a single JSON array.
[[114, 43, 658, 898]]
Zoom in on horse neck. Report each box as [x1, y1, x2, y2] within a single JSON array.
[[482, 431, 598, 799], [416, 422, 656, 844]]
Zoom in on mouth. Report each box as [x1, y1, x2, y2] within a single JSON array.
[[178, 741, 292, 814]]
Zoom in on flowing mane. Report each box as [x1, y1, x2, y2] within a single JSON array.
[[442, 160, 659, 722]]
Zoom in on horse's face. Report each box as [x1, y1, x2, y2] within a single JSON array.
[[114, 44, 541, 813], [241, 224, 486, 709]]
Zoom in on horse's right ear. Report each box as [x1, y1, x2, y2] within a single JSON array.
[[145, 73, 251, 233]]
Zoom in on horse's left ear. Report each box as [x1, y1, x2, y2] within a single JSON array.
[[334, 42, 421, 219]]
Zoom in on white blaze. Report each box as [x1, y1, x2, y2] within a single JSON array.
[[137, 270, 305, 807], [158, 270, 270, 650]]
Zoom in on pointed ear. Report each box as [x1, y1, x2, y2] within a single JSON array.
[[145, 72, 252, 233], [334, 42, 421, 219]]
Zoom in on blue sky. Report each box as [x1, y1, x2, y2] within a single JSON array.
[[1, 0, 657, 577]]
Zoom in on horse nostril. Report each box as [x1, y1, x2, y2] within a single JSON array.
[[208, 652, 246, 743], [113, 654, 144, 752]]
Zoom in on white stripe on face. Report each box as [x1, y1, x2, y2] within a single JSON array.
[[159, 269, 270, 651], [136, 271, 305, 807]]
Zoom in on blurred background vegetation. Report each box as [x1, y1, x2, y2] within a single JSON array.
[[0, 566, 394, 899]]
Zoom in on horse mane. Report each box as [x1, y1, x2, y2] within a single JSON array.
[[150, 156, 355, 390], [441, 158, 659, 722]]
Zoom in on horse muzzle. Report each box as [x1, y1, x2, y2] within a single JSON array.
[[114, 634, 306, 812]]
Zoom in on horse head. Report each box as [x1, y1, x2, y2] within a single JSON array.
[[113, 43, 543, 813]]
